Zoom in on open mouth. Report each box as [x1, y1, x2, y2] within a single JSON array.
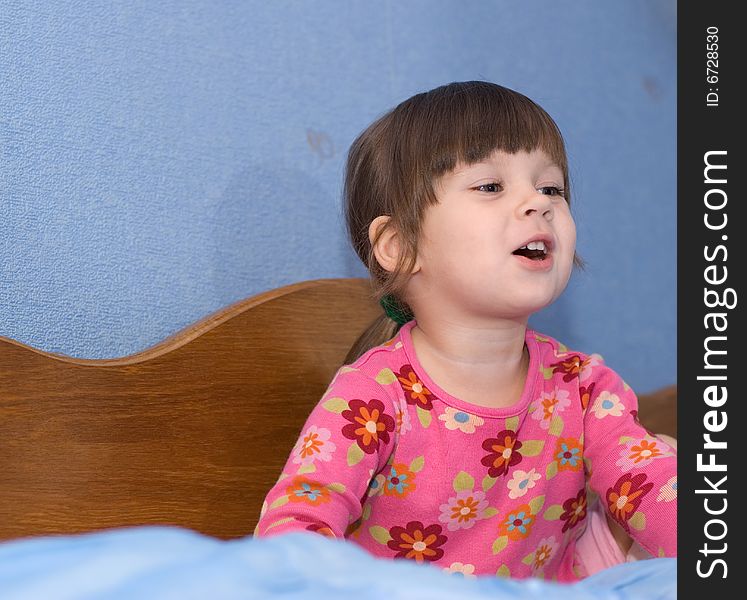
[[512, 240, 549, 261]]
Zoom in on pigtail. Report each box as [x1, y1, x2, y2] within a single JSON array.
[[343, 294, 413, 365], [342, 313, 400, 365]]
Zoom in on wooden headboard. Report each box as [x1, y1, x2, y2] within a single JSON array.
[[0, 278, 676, 542]]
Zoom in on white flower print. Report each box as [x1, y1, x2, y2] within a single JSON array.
[[444, 562, 476, 577], [438, 407, 485, 433], [590, 391, 624, 418], [506, 468, 542, 499], [657, 476, 677, 502], [366, 473, 386, 497]]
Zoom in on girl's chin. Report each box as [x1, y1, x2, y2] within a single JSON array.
[[504, 297, 564, 319]]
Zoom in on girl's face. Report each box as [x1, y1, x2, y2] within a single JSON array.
[[407, 149, 576, 322]]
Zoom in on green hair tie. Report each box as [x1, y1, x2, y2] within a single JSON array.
[[379, 294, 414, 327]]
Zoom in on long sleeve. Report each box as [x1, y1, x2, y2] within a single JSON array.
[[582, 360, 677, 557], [254, 367, 398, 538]]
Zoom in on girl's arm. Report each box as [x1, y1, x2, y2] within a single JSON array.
[[254, 369, 398, 538], [582, 361, 677, 558]]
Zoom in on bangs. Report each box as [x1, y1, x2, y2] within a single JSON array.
[[416, 82, 568, 182]]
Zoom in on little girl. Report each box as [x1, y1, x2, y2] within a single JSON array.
[[255, 81, 677, 582]]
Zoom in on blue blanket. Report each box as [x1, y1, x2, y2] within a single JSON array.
[[0, 526, 675, 599]]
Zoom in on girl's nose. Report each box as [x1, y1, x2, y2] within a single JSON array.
[[518, 192, 554, 221]]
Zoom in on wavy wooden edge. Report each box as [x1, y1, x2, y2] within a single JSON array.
[[0, 278, 375, 367]]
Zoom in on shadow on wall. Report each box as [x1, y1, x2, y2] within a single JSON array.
[[209, 160, 361, 300]]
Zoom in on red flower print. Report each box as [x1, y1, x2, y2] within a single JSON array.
[[341, 399, 396, 454], [305, 522, 336, 538], [396, 365, 435, 410], [387, 521, 447, 563], [559, 488, 587, 532], [579, 382, 595, 411], [550, 355, 591, 383], [607, 473, 654, 529], [481, 430, 523, 478]]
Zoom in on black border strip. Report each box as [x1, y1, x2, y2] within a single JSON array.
[[679, 1, 742, 593]]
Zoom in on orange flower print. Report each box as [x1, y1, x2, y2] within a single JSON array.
[[499, 503, 535, 541], [559, 488, 587, 532], [531, 388, 570, 430], [341, 398, 396, 454], [383, 463, 417, 497], [387, 521, 447, 563], [394, 397, 413, 434], [629, 439, 663, 463], [286, 477, 332, 505], [555, 438, 583, 471], [396, 365, 435, 410], [481, 430, 523, 478], [615, 436, 670, 471], [531, 536, 558, 573], [438, 490, 488, 531], [607, 473, 653, 529], [292, 425, 336, 467]]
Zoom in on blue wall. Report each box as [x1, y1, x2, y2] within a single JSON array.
[[0, 1, 676, 393]]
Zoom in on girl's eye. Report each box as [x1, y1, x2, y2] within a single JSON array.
[[539, 186, 566, 197], [476, 182, 502, 193]]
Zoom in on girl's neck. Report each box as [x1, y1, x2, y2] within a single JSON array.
[[408, 317, 530, 409]]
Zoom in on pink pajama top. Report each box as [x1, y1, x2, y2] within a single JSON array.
[[255, 321, 677, 582]]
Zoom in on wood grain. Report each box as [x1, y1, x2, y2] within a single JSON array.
[[0, 278, 379, 541], [636, 384, 677, 439], [0, 278, 676, 541]]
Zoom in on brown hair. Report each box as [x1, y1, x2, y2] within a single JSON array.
[[343, 81, 580, 364]]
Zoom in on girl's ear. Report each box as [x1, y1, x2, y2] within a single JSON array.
[[369, 215, 401, 273]]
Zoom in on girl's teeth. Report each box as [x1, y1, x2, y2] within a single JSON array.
[[525, 241, 546, 251]]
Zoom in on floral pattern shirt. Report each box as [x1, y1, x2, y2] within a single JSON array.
[[255, 321, 677, 582]]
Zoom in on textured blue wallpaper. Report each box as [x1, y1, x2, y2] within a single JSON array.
[[0, 1, 676, 393]]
